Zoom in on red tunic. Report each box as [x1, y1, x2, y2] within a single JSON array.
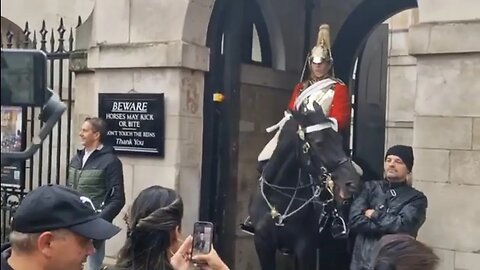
[[287, 81, 351, 131]]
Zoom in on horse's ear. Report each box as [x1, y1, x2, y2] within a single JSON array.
[[290, 109, 303, 123], [312, 102, 326, 118]]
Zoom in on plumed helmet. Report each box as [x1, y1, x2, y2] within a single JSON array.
[[310, 24, 333, 64]]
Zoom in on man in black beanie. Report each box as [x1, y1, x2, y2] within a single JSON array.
[[348, 145, 428, 270]]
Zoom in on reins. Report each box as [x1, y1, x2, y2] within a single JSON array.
[[259, 121, 340, 227]]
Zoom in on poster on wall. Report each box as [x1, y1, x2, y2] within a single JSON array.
[[1, 106, 26, 187], [98, 93, 165, 156]]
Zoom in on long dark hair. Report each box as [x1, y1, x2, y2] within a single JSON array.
[[373, 234, 439, 270], [116, 186, 184, 270]]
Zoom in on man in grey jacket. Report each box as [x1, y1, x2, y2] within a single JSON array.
[[349, 145, 428, 270], [68, 117, 125, 270]]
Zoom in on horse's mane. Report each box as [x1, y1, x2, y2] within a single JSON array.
[[277, 118, 298, 145], [262, 119, 298, 181], [261, 108, 344, 182]]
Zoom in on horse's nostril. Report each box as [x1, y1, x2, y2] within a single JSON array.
[[345, 181, 359, 193]]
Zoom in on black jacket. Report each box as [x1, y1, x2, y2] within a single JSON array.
[[68, 145, 125, 222], [349, 180, 427, 270], [1, 243, 13, 270]]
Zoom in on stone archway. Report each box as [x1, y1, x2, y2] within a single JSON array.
[[182, 0, 215, 46], [199, 0, 284, 267], [327, 0, 418, 182], [332, 0, 418, 82], [180, 1, 480, 269], [182, 0, 286, 70], [334, 0, 480, 268]]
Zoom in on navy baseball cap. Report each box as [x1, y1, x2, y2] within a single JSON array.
[[11, 184, 121, 240]]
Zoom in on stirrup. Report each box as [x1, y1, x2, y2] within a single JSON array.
[[331, 211, 348, 239], [240, 217, 255, 235]]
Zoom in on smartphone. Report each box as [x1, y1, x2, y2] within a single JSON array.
[[191, 221, 214, 262]]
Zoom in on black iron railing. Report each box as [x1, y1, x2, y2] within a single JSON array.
[[1, 17, 81, 243]]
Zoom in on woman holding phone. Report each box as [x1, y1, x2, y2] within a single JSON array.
[[109, 185, 228, 270]]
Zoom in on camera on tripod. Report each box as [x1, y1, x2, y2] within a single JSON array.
[[1, 49, 66, 173]]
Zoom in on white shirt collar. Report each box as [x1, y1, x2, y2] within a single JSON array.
[[82, 144, 104, 167], [84, 144, 104, 153]]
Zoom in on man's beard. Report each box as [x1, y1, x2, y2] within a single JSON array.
[[386, 174, 407, 182]]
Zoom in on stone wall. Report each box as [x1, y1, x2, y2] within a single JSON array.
[[408, 1, 480, 268], [70, 0, 211, 263], [72, 66, 207, 262], [412, 52, 480, 269], [382, 5, 480, 269]]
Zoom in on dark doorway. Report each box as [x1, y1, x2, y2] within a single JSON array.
[[333, 0, 418, 179], [200, 0, 272, 265], [353, 24, 389, 180], [199, 0, 240, 266], [201, 0, 419, 267]]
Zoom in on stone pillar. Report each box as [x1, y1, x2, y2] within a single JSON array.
[[71, 0, 210, 262], [409, 1, 480, 269]]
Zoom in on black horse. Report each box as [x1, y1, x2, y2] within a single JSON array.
[[248, 104, 362, 270]]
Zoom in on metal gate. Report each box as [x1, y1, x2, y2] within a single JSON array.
[[1, 18, 80, 243]]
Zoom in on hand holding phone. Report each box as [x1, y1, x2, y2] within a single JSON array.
[[190, 221, 229, 270], [170, 235, 193, 270], [192, 221, 214, 258], [191, 246, 230, 270]]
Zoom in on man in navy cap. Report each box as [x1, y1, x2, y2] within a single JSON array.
[[348, 145, 428, 270], [0, 185, 121, 270]]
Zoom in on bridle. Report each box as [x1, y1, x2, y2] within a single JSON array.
[[259, 119, 349, 237]]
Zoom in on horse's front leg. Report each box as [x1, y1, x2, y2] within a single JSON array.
[[254, 224, 277, 270], [294, 237, 318, 270]]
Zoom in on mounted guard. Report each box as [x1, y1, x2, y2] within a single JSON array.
[[258, 24, 350, 164], [242, 24, 357, 234], [240, 24, 363, 270]]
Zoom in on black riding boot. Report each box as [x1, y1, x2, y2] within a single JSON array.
[[240, 216, 255, 235], [241, 160, 268, 235]]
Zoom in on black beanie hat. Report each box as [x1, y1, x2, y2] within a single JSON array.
[[385, 145, 414, 172]]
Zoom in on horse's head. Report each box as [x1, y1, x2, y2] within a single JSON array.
[[291, 103, 361, 206]]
